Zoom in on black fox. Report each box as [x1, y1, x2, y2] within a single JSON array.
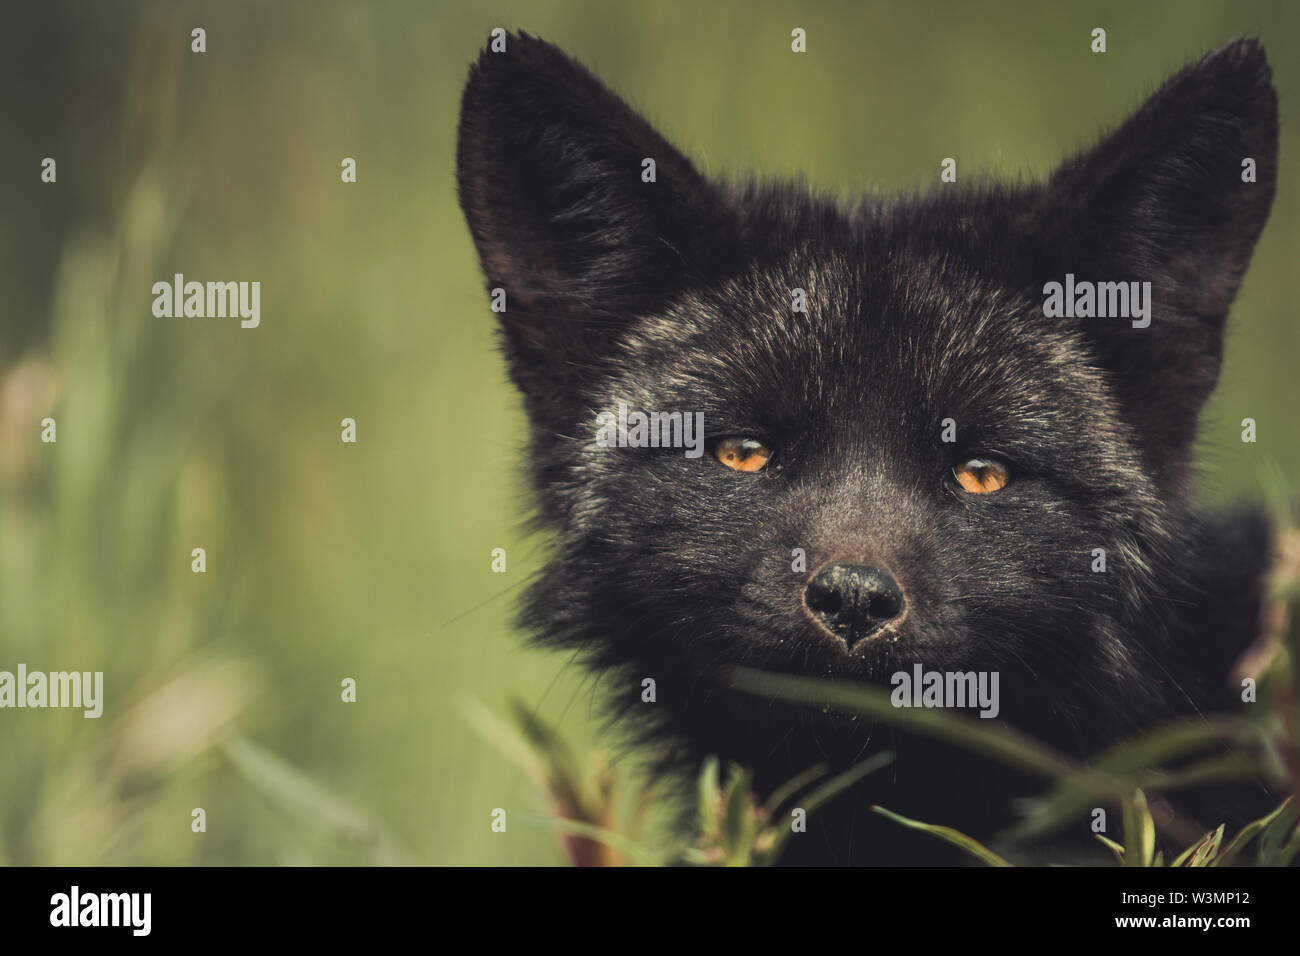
[[456, 32, 1278, 864]]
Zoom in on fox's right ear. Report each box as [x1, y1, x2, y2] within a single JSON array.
[[1019, 37, 1278, 482], [456, 32, 743, 429]]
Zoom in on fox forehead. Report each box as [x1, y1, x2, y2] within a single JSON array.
[[604, 246, 1094, 418]]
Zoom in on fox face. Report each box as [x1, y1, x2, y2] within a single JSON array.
[[456, 32, 1277, 845]]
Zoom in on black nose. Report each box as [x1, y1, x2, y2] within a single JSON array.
[[804, 564, 904, 647]]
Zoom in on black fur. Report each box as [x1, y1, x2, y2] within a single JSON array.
[[456, 32, 1279, 864]]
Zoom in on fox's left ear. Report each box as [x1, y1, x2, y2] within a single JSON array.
[[456, 32, 747, 437], [1022, 37, 1278, 474]]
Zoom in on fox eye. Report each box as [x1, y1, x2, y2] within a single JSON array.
[[711, 436, 773, 473], [953, 457, 1011, 494]]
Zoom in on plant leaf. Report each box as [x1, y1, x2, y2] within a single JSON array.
[[221, 736, 409, 865], [766, 751, 895, 863], [1188, 824, 1225, 867], [871, 805, 1012, 867], [721, 765, 756, 866], [697, 756, 722, 838], [512, 812, 662, 867], [764, 764, 829, 816], [1257, 798, 1300, 865], [1095, 833, 1125, 866], [1219, 796, 1292, 865], [1122, 789, 1155, 867]]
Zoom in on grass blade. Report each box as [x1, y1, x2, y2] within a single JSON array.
[[222, 736, 408, 864], [512, 813, 662, 867], [1122, 789, 1156, 867], [1219, 797, 1292, 865], [871, 806, 1013, 867], [1188, 824, 1225, 867], [1095, 833, 1125, 865], [767, 751, 895, 862]]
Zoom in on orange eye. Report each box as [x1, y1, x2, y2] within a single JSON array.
[[953, 458, 1010, 494], [712, 436, 773, 473]]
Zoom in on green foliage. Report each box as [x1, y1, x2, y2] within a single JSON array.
[[870, 807, 1012, 867]]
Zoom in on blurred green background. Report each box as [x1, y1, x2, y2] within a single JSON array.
[[1, 0, 1296, 865]]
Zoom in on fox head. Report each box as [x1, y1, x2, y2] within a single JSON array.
[[456, 33, 1277, 776]]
